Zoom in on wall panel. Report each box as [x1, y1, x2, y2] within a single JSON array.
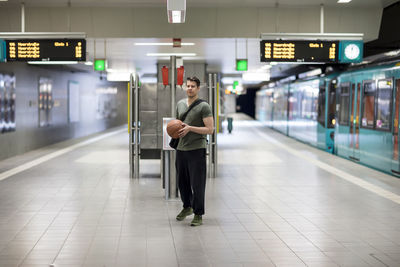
[[0, 62, 127, 161]]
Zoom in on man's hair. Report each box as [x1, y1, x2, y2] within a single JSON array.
[[186, 76, 201, 87]]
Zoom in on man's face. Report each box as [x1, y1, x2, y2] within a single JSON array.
[[186, 80, 200, 98]]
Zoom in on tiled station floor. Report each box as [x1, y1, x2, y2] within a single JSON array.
[[0, 114, 400, 267]]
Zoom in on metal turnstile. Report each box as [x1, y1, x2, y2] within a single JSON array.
[[129, 74, 140, 178], [163, 56, 178, 199], [208, 73, 218, 178]]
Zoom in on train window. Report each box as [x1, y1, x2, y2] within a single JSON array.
[[361, 80, 376, 128], [289, 88, 297, 119], [317, 85, 326, 126], [296, 90, 302, 118], [338, 83, 350, 126], [311, 88, 318, 120], [376, 79, 393, 130]]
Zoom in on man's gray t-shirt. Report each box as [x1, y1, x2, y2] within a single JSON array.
[[176, 99, 213, 151]]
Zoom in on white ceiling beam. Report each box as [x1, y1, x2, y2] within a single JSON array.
[[0, 32, 87, 39], [260, 33, 364, 40]]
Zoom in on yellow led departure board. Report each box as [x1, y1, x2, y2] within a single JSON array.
[[6, 39, 86, 61], [260, 40, 339, 63]]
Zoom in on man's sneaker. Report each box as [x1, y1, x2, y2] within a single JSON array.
[[190, 215, 202, 226], [176, 207, 193, 221]]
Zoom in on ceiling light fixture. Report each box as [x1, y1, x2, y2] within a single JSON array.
[[260, 65, 272, 70], [172, 11, 181, 23], [337, 0, 352, 3], [28, 61, 78, 65], [167, 0, 186, 23], [384, 50, 400, 57], [134, 42, 195, 46], [242, 72, 270, 82], [147, 53, 196, 57], [298, 69, 322, 79], [107, 72, 131, 82], [221, 77, 242, 85], [140, 76, 158, 83]]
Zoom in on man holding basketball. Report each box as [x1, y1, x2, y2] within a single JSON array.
[[175, 76, 214, 226]]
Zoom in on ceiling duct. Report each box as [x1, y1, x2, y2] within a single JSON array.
[[365, 2, 400, 57], [167, 0, 186, 23]]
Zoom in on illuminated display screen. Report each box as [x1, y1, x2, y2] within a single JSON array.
[[6, 39, 86, 61], [260, 40, 339, 63]]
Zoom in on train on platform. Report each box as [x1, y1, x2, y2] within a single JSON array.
[[256, 60, 400, 177]]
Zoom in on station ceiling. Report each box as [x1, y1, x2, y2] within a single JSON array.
[[5, 0, 398, 7], [1, 0, 398, 83], [85, 38, 265, 77]]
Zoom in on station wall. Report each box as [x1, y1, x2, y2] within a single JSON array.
[[0, 62, 127, 161]]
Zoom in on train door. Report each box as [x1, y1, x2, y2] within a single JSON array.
[[326, 80, 336, 153], [317, 82, 326, 150], [392, 79, 400, 174], [349, 83, 361, 160]]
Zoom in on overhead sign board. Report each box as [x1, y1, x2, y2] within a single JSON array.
[[0, 39, 5, 62], [260, 40, 363, 63], [260, 40, 339, 63], [6, 39, 86, 61]]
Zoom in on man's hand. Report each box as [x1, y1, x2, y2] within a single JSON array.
[[178, 117, 214, 137], [178, 123, 191, 138]]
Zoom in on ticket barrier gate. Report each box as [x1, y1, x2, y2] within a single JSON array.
[[129, 66, 219, 200]]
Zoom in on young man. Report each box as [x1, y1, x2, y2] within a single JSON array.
[[175, 76, 214, 226]]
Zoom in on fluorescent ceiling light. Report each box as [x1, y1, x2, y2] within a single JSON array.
[[84, 61, 93, 65], [107, 72, 130, 82], [298, 68, 322, 79], [167, 0, 186, 23], [221, 77, 242, 85], [147, 53, 196, 57], [140, 76, 158, 83], [172, 11, 182, 23], [260, 65, 272, 70], [337, 0, 352, 3], [96, 87, 118, 94], [134, 42, 195, 46], [28, 61, 78, 65], [384, 50, 400, 57], [306, 69, 322, 77], [242, 72, 270, 82]]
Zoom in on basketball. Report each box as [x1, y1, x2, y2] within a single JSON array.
[[167, 119, 183, 138]]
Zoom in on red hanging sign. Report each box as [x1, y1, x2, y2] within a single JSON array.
[[173, 38, 181, 48], [177, 66, 184, 86], [162, 66, 169, 86]]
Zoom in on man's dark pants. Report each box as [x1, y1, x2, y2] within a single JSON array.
[[176, 148, 206, 215]]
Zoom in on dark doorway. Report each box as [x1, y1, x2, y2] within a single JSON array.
[[236, 88, 259, 119]]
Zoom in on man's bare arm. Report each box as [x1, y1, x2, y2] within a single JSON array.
[[178, 116, 214, 137]]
